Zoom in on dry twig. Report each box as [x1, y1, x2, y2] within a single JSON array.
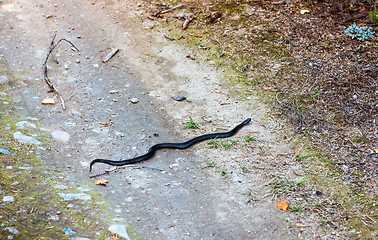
[[43, 34, 79, 110]]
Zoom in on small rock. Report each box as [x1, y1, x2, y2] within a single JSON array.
[[62, 227, 77, 236], [109, 90, 118, 94], [15, 121, 36, 129], [42, 98, 56, 105], [51, 131, 70, 143], [18, 167, 33, 170], [61, 121, 74, 126], [172, 96, 186, 101], [75, 59, 80, 63], [54, 185, 68, 190], [0, 75, 10, 85], [63, 64, 69, 70], [130, 98, 139, 104], [58, 193, 91, 201], [13, 132, 41, 145], [0, 148, 10, 155], [108, 224, 131, 240], [3, 196, 14, 202], [115, 131, 124, 138], [4, 227, 18, 234], [76, 187, 90, 192]]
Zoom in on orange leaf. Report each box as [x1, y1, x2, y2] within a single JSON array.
[[374, 148, 378, 153], [94, 179, 109, 186], [277, 200, 288, 212], [358, 23, 367, 26], [359, 8, 366, 13], [265, 88, 279, 92]]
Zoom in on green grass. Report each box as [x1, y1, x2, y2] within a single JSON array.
[[207, 138, 218, 148], [289, 204, 307, 212], [184, 116, 199, 129], [202, 162, 215, 169], [369, 4, 378, 25], [245, 135, 256, 142]]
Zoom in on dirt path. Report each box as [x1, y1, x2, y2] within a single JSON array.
[[0, 0, 336, 239]]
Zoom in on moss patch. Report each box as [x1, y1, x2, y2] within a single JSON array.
[[0, 57, 137, 239]]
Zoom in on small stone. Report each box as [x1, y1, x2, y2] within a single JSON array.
[[108, 224, 131, 240], [130, 98, 139, 104], [3, 196, 14, 202], [13, 132, 41, 145], [115, 132, 124, 138], [18, 167, 33, 170], [75, 59, 80, 63], [58, 193, 91, 201], [15, 121, 36, 129], [172, 96, 186, 101], [51, 131, 70, 143], [4, 227, 18, 234], [0, 75, 10, 85], [42, 98, 55, 105], [109, 90, 118, 94], [54, 185, 68, 190], [62, 227, 77, 236], [0, 148, 10, 155], [63, 64, 69, 70]]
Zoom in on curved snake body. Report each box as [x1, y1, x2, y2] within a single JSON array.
[[89, 118, 251, 172]]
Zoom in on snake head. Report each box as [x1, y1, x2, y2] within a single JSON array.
[[243, 118, 251, 125]]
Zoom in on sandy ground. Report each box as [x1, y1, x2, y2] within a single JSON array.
[[0, 0, 334, 239]]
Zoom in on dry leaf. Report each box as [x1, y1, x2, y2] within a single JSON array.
[[277, 200, 288, 212], [42, 98, 56, 105], [94, 179, 108, 186], [374, 148, 378, 154]]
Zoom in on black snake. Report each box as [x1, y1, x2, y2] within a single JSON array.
[[89, 118, 251, 172]]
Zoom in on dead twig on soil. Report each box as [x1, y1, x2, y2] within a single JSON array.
[[43, 34, 79, 110], [281, 11, 305, 30], [152, 4, 185, 17]]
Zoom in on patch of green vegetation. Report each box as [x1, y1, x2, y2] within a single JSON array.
[[207, 138, 218, 148], [245, 135, 255, 142], [184, 116, 199, 129], [289, 204, 307, 212], [202, 162, 215, 169], [244, 188, 257, 204], [296, 174, 309, 185], [369, 4, 378, 25], [221, 139, 235, 149]]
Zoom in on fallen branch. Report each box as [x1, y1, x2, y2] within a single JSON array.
[[182, 15, 195, 29], [152, 4, 185, 17], [43, 34, 79, 110], [281, 11, 305, 30], [161, 4, 185, 14]]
